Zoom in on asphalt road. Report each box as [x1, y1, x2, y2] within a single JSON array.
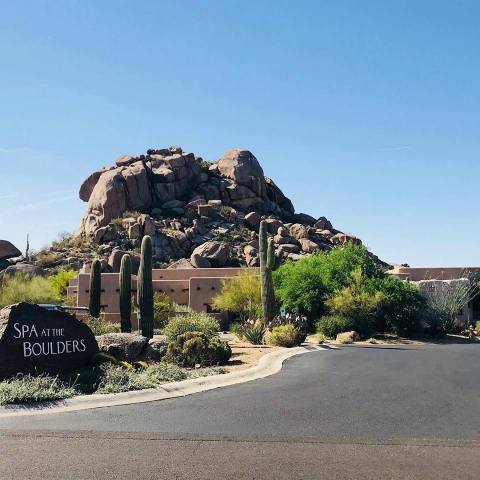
[[1, 343, 479, 479]]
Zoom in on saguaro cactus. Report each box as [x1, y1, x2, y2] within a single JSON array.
[[89, 259, 102, 318], [137, 235, 154, 339], [259, 221, 276, 324], [119, 254, 132, 333]]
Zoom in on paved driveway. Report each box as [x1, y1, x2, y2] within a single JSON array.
[[1, 343, 479, 479]]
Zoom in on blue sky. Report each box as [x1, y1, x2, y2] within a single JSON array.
[[0, 0, 479, 266]]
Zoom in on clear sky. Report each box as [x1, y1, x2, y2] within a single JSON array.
[[0, 0, 479, 267]]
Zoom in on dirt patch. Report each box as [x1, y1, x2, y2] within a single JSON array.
[[224, 338, 281, 373]]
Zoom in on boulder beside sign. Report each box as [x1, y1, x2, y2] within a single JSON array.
[[0, 303, 99, 378]]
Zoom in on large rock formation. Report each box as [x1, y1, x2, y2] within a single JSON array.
[[27, 145, 372, 273], [78, 147, 294, 239]]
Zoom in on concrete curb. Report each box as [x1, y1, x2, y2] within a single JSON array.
[[0, 346, 313, 417]]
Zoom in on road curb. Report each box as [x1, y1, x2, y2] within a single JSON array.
[[0, 346, 313, 417]]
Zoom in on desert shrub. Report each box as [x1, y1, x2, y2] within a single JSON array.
[[165, 332, 232, 367], [213, 270, 262, 322], [35, 251, 59, 267], [0, 362, 226, 404], [122, 210, 140, 219], [317, 333, 326, 344], [153, 292, 176, 329], [267, 324, 303, 347], [267, 315, 308, 342], [110, 217, 124, 227], [317, 315, 354, 338], [85, 315, 121, 335], [0, 273, 58, 308], [338, 336, 354, 345], [0, 374, 75, 406], [49, 269, 78, 300], [370, 276, 426, 336], [326, 268, 385, 336], [164, 312, 219, 341], [419, 277, 478, 335], [274, 243, 383, 318]]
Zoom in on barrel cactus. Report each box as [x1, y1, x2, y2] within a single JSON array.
[[137, 235, 154, 339], [119, 254, 132, 333], [89, 259, 102, 318]]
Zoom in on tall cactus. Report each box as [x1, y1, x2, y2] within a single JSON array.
[[137, 235, 154, 339], [259, 221, 276, 324], [119, 254, 132, 333], [89, 259, 102, 318]]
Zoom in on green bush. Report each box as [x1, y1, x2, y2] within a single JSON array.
[[317, 315, 354, 338], [153, 292, 176, 329], [164, 312, 219, 341], [267, 324, 303, 347], [0, 273, 59, 309], [325, 268, 385, 336], [274, 243, 383, 318], [165, 331, 232, 367], [48, 269, 78, 300], [370, 276, 426, 336]]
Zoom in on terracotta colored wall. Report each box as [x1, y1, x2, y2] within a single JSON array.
[[188, 277, 228, 312], [152, 268, 246, 281], [70, 268, 250, 324]]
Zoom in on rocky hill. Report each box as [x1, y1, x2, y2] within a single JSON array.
[[2, 146, 374, 277]]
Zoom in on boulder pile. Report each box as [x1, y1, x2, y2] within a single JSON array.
[[13, 146, 375, 275], [66, 146, 363, 270]]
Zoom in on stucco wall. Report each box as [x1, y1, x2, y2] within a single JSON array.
[[69, 267, 250, 324]]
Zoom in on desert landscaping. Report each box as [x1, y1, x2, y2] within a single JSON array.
[[0, 146, 478, 407]]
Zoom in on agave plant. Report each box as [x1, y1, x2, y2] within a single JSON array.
[[242, 321, 266, 345]]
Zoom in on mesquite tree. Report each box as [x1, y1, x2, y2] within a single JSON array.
[[259, 220, 276, 324], [89, 259, 102, 318], [137, 235, 154, 338], [119, 254, 132, 333]]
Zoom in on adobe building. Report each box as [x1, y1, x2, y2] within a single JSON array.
[[387, 265, 480, 325], [68, 267, 248, 327]]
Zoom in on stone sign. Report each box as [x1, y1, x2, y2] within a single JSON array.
[[0, 302, 99, 378]]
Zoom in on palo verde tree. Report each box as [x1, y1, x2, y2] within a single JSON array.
[[137, 235, 154, 339], [119, 254, 132, 333]]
